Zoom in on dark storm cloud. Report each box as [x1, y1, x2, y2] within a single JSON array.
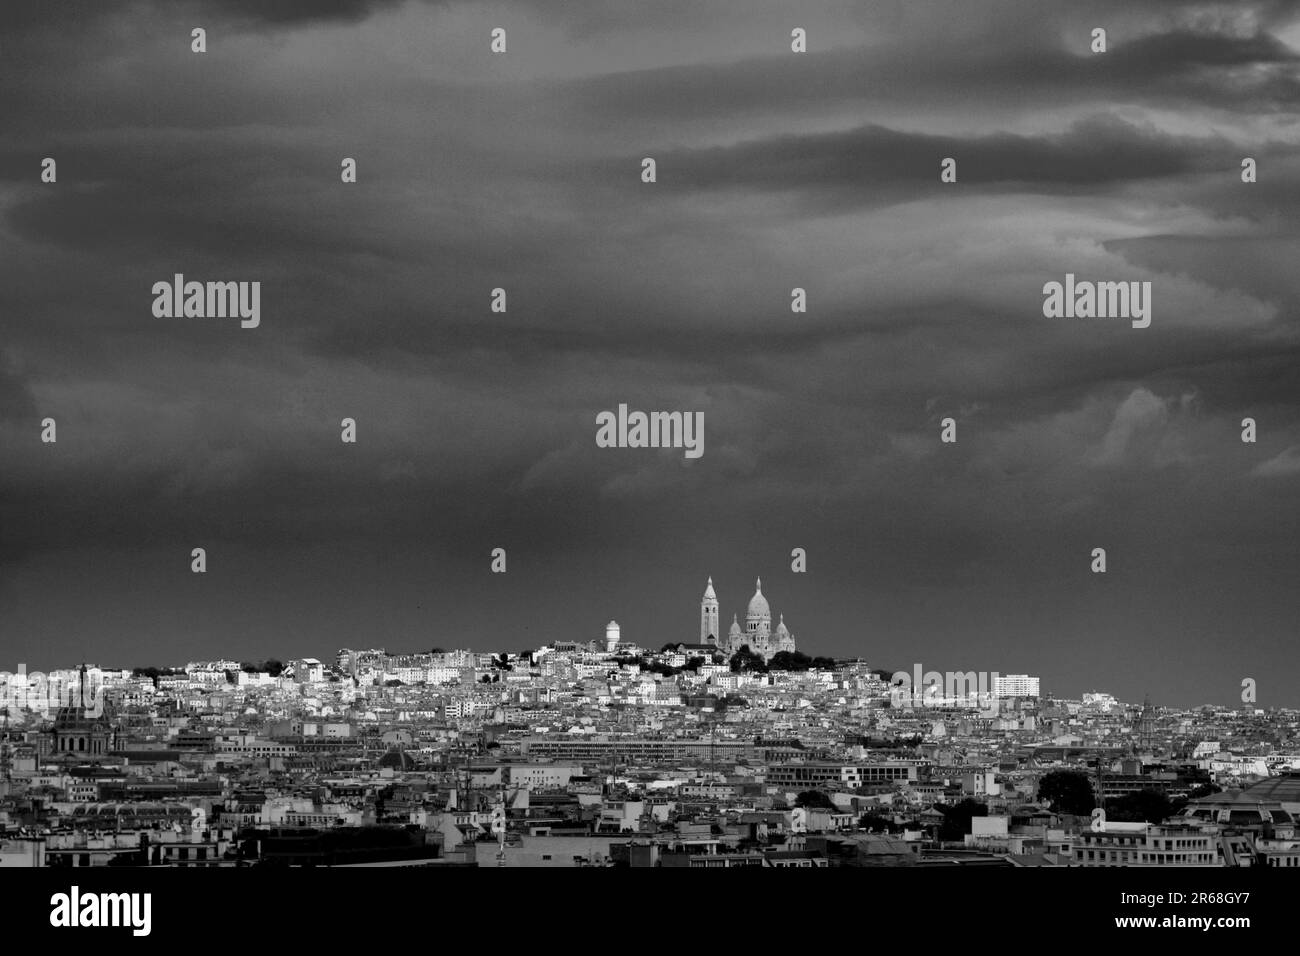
[[1106, 234, 1300, 308], [0, 364, 36, 423], [647, 115, 1249, 205], [0, 0, 406, 32], [1153, 152, 1300, 227], [1, 0, 1299, 703], [562, 26, 1300, 130], [203, 0, 410, 26], [199, 0, 727, 31]]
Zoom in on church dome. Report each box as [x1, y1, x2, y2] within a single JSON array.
[[776, 614, 790, 637], [746, 579, 770, 620], [728, 614, 742, 636], [53, 705, 108, 732]]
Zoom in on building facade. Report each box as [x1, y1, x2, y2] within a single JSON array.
[[700, 578, 797, 661]]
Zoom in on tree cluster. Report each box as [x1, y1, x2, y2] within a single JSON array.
[[618, 654, 706, 677], [239, 659, 284, 677], [936, 798, 988, 842], [1036, 770, 1095, 816], [729, 648, 837, 673], [794, 790, 837, 810]]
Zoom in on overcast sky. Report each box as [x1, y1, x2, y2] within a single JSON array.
[[2, 0, 1299, 706]]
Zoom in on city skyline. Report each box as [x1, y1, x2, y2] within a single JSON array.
[[0, 564, 1294, 707]]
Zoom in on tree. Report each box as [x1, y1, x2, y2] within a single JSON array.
[[937, 798, 987, 841], [240, 659, 284, 677], [768, 651, 813, 672], [1106, 789, 1173, 824], [660, 642, 682, 653], [729, 646, 768, 674], [859, 812, 899, 833], [1037, 770, 1095, 816], [795, 790, 836, 810]]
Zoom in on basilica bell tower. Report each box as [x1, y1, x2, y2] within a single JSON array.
[[700, 577, 719, 644]]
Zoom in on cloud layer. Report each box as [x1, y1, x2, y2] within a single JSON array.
[[1, 0, 1298, 706]]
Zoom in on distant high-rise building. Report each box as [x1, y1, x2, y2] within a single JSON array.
[[1137, 694, 1157, 751], [994, 674, 1040, 698], [605, 621, 621, 653]]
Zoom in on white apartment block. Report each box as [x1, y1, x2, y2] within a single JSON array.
[[994, 674, 1040, 698]]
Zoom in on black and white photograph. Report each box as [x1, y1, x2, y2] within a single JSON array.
[[1, 0, 1296, 935]]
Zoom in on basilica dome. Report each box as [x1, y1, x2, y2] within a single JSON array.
[[746, 578, 770, 620]]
